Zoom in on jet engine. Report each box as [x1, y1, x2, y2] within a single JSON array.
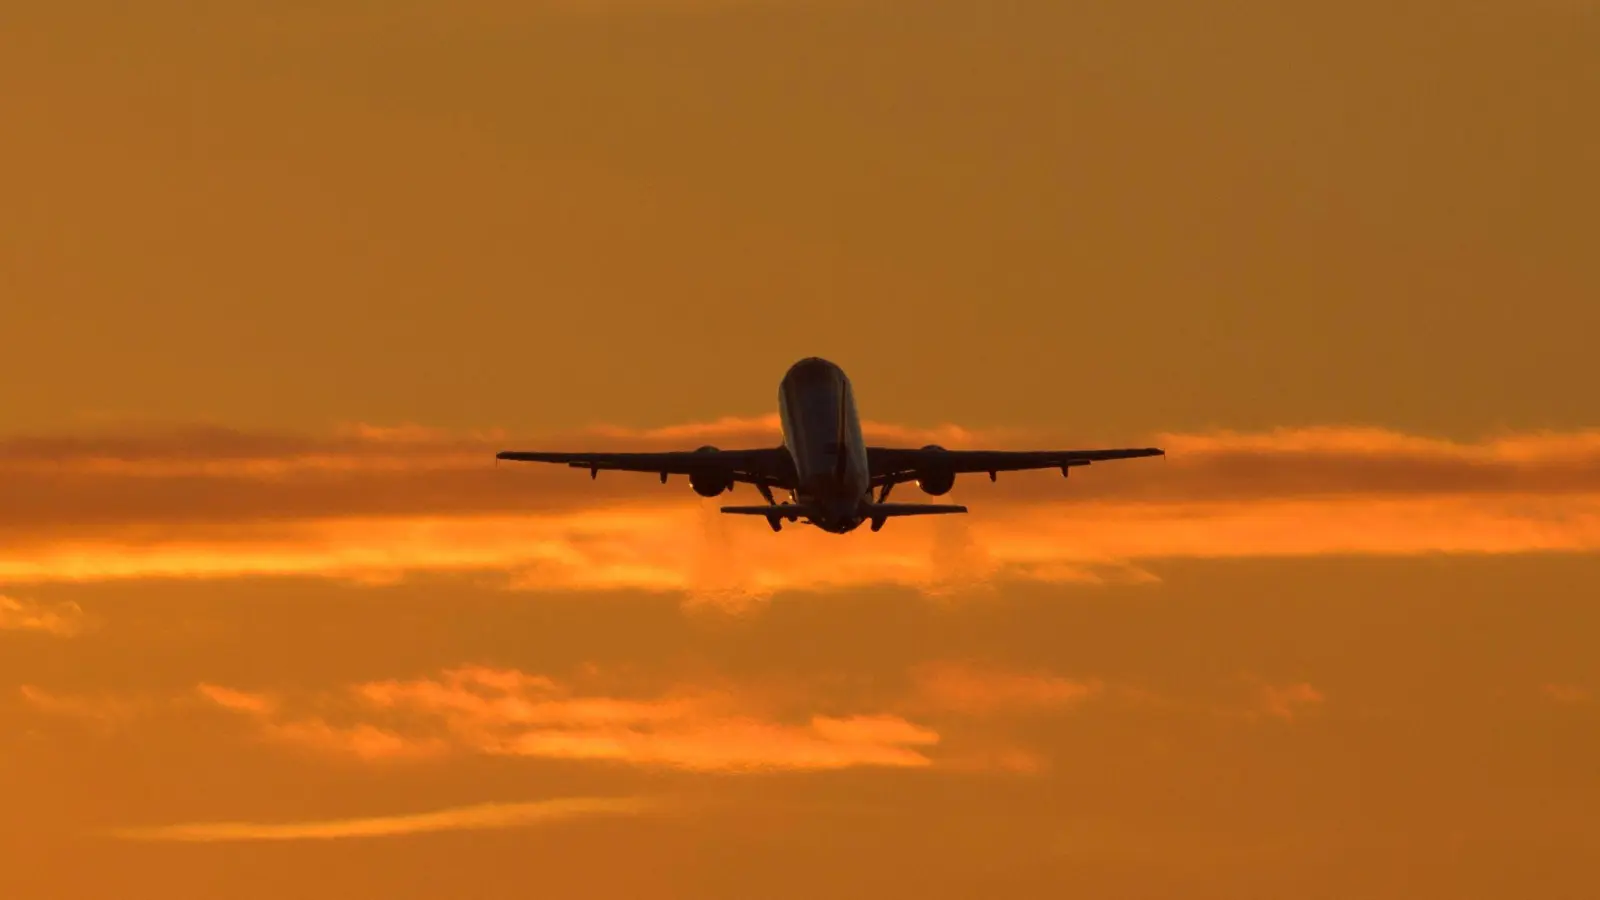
[[914, 444, 956, 496], [690, 446, 733, 497]]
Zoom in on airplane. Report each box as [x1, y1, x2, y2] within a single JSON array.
[[496, 357, 1164, 534]]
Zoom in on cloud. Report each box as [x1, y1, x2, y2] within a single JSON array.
[[17, 685, 151, 729], [1256, 682, 1325, 721], [197, 666, 941, 772], [0, 594, 91, 636], [261, 719, 454, 762], [106, 795, 656, 843], [194, 683, 277, 715], [1541, 683, 1590, 704], [908, 662, 1103, 716], [0, 420, 1597, 598], [29, 662, 1327, 772], [0, 495, 1591, 604]]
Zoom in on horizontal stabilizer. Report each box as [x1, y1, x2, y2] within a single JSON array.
[[862, 502, 967, 533], [720, 505, 818, 517], [862, 503, 968, 517], [720, 504, 816, 532]]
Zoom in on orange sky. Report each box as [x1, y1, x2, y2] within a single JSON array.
[[2, 2, 1598, 899]]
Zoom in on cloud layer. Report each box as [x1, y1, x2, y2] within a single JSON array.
[[1, 419, 1597, 598], [22, 660, 1332, 780], [107, 796, 656, 842]]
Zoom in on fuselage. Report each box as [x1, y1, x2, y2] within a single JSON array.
[[777, 357, 871, 533]]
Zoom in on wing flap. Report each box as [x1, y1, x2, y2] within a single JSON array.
[[496, 448, 794, 487]]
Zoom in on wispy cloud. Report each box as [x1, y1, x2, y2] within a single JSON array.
[[17, 685, 151, 730], [26, 662, 1341, 773], [196, 667, 941, 772], [0, 420, 1597, 598], [106, 795, 657, 842], [908, 662, 1103, 716], [1255, 682, 1325, 721], [195, 683, 277, 715], [1541, 683, 1590, 704], [0, 594, 91, 636]]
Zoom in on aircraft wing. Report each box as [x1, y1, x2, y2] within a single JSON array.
[[496, 447, 795, 488], [867, 446, 1164, 480]]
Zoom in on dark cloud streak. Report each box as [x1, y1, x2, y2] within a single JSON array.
[[1, 421, 1597, 534]]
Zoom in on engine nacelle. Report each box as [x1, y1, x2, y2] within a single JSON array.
[[914, 444, 956, 496], [691, 473, 732, 497], [690, 446, 732, 497]]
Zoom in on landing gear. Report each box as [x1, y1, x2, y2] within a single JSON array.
[[758, 483, 784, 532], [869, 516, 887, 532]]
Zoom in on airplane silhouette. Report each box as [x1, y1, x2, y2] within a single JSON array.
[[497, 357, 1163, 533]]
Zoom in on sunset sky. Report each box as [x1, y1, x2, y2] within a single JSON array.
[[2, 2, 1598, 898]]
